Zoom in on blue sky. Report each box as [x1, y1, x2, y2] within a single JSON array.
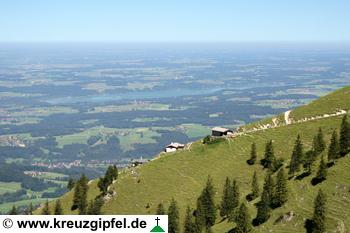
[[1, 0, 349, 42]]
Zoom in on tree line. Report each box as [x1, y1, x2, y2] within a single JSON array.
[[8, 115, 349, 233], [159, 171, 325, 233], [161, 115, 349, 232], [9, 164, 119, 215]]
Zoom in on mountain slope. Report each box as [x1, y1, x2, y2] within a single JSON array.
[[40, 86, 350, 233]]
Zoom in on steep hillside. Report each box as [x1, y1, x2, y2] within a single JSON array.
[[240, 86, 350, 132], [39, 86, 350, 233]]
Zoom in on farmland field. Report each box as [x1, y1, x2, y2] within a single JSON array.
[[0, 182, 21, 195], [1, 43, 350, 211]]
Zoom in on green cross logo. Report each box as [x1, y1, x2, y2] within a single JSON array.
[[150, 217, 165, 232]]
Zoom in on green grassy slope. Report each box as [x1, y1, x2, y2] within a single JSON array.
[[39, 86, 350, 233], [290, 86, 350, 120], [240, 85, 350, 131]]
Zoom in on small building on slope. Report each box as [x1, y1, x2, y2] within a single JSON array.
[[164, 142, 185, 153], [211, 127, 233, 137]]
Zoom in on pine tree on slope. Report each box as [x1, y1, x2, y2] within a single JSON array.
[[168, 198, 180, 233], [289, 135, 304, 175], [196, 176, 216, 231], [328, 130, 340, 162], [314, 127, 326, 155], [42, 199, 50, 215], [312, 189, 327, 233], [228, 179, 240, 222], [67, 178, 75, 190], [235, 203, 252, 233], [232, 179, 240, 211], [254, 172, 274, 224], [274, 167, 288, 207], [87, 197, 104, 215], [315, 155, 327, 182], [28, 203, 33, 215], [183, 206, 197, 233], [220, 177, 233, 218], [54, 199, 63, 215], [261, 140, 276, 170], [339, 115, 350, 156], [72, 174, 89, 214], [251, 171, 260, 199], [247, 142, 257, 165]]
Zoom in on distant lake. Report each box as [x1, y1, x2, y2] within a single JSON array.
[[46, 88, 222, 104]]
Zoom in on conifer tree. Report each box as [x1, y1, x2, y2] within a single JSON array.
[[72, 180, 81, 210], [303, 149, 317, 175], [220, 177, 232, 218], [97, 177, 109, 196], [9, 205, 17, 215], [72, 174, 89, 214], [156, 203, 166, 215], [289, 135, 304, 175], [98, 165, 119, 195], [312, 189, 327, 233], [67, 178, 75, 190], [255, 187, 271, 225], [261, 140, 276, 170], [95, 197, 104, 214], [78, 174, 88, 215], [328, 130, 340, 162], [42, 200, 50, 215], [195, 197, 205, 231], [105, 165, 119, 183], [236, 203, 252, 233], [168, 198, 180, 233], [339, 115, 350, 156], [196, 176, 216, 230], [54, 199, 63, 215], [87, 200, 95, 215], [315, 155, 327, 182], [251, 171, 260, 199], [247, 142, 257, 165], [183, 206, 197, 233], [28, 203, 33, 215], [263, 172, 275, 200], [274, 168, 288, 207], [227, 179, 240, 222], [231, 179, 240, 210], [87, 197, 104, 215], [314, 128, 326, 155], [254, 172, 273, 224]]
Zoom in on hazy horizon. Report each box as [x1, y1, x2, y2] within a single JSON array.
[[1, 1, 349, 43]]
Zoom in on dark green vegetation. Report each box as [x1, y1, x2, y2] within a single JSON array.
[[246, 142, 257, 165], [311, 189, 327, 233], [183, 206, 197, 233], [34, 86, 350, 233], [54, 199, 63, 215], [41, 200, 50, 215], [97, 165, 118, 195], [71, 174, 89, 215], [168, 199, 180, 233], [2, 45, 350, 210]]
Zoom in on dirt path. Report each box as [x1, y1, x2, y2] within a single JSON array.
[[238, 109, 348, 136], [186, 142, 193, 151], [284, 110, 292, 125]]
